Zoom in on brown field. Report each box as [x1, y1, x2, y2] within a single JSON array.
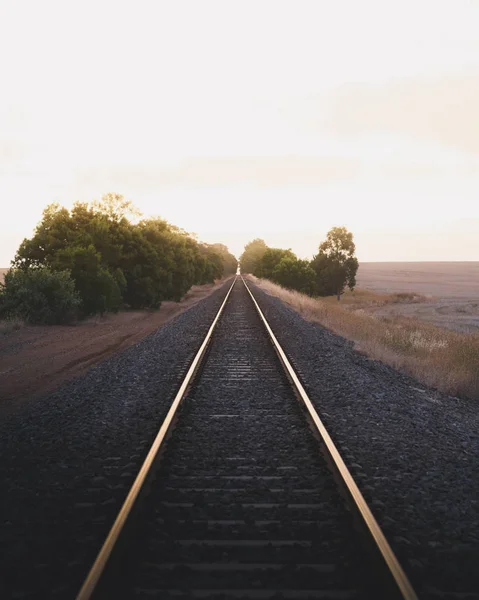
[[0, 268, 8, 282], [357, 262, 479, 334], [357, 261, 479, 298], [0, 278, 229, 411]]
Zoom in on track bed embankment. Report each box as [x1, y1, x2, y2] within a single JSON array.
[[1, 276, 478, 599], [0, 280, 234, 598], [100, 280, 369, 598], [248, 281, 479, 599]]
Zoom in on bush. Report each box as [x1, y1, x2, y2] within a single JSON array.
[[53, 245, 123, 314], [0, 268, 81, 324], [0, 317, 23, 335], [272, 257, 317, 295], [257, 248, 296, 279]]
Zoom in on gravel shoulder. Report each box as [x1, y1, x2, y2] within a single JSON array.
[[248, 280, 479, 599], [0, 278, 233, 598]]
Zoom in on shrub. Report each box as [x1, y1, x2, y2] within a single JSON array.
[[272, 257, 317, 295], [0, 268, 81, 324], [52, 245, 123, 314], [0, 317, 23, 335], [257, 248, 296, 279]]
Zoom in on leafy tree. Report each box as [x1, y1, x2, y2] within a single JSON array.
[[258, 248, 296, 279], [272, 257, 317, 295], [10, 193, 237, 318], [0, 268, 81, 324], [52, 245, 122, 314], [12, 204, 74, 269], [198, 245, 224, 284], [311, 226, 359, 300], [210, 243, 238, 276], [91, 192, 142, 222], [239, 239, 267, 275]]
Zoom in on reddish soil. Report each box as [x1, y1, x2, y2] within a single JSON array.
[[0, 279, 229, 412]]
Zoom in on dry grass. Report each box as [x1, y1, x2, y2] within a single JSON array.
[[0, 317, 24, 335], [320, 288, 428, 308], [248, 276, 479, 401]]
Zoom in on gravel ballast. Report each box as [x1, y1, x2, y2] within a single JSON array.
[[247, 280, 479, 599], [0, 279, 233, 599], [109, 280, 370, 598], [1, 275, 478, 599]]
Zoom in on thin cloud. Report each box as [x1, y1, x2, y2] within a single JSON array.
[[76, 157, 361, 190], [318, 74, 479, 156]]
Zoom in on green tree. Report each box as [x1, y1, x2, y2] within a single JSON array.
[[52, 245, 122, 314], [311, 226, 359, 300], [210, 243, 238, 276], [12, 204, 74, 269], [258, 248, 296, 279], [91, 192, 141, 222], [272, 257, 317, 295], [239, 239, 267, 275], [10, 193, 238, 319]]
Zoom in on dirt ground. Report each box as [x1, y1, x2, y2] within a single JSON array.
[[0, 279, 230, 411], [357, 262, 479, 333]]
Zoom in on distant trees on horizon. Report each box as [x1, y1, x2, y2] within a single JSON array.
[[239, 227, 358, 300]]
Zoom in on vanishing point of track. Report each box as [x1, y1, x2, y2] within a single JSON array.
[[76, 277, 418, 599]]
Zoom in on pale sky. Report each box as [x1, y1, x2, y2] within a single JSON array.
[[1, 0, 479, 264]]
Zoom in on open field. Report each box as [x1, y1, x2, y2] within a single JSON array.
[[357, 261, 479, 297], [357, 262, 479, 334], [0, 268, 7, 282], [0, 278, 230, 410], [249, 275, 479, 400]]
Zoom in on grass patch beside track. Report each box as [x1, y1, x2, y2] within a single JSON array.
[[248, 276, 479, 401]]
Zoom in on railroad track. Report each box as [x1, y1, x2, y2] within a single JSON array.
[[76, 277, 418, 599]]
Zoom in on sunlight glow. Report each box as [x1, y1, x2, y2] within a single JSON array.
[[1, 0, 478, 263]]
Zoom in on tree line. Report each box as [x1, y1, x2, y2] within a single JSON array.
[[0, 193, 237, 324], [240, 226, 358, 300]]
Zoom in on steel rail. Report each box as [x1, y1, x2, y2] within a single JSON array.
[[76, 276, 237, 600], [241, 276, 419, 600]]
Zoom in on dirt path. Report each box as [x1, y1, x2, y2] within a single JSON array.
[[0, 279, 230, 412]]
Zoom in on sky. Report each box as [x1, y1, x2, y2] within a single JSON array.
[[1, 0, 478, 264]]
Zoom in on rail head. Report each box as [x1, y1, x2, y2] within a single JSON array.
[[241, 276, 418, 600], [76, 276, 237, 600]]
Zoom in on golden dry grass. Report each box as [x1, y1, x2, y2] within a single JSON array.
[[321, 288, 428, 308], [248, 276, 479, 400]]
